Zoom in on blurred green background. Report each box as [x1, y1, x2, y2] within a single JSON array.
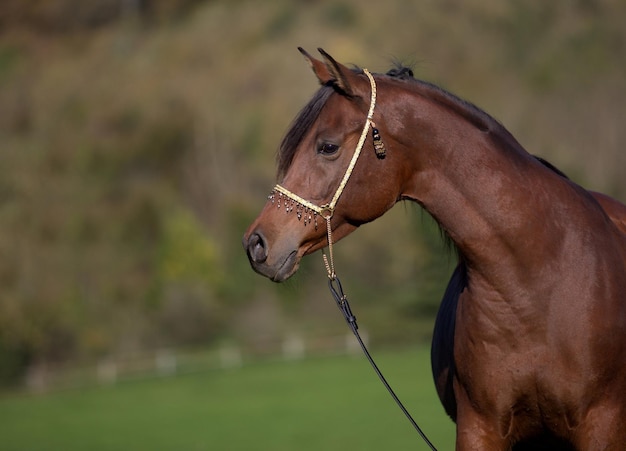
[[0, 0, 624, 448]]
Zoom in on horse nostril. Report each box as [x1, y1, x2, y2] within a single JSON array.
[[247, 233, 267, 264]]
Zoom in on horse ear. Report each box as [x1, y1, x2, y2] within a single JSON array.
[[317, 48, 356, 96], [298, 47, 333, 85], [298, 47, 359, 97]]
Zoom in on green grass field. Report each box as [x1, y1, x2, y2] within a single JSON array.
[[0, 346, 455, 450]]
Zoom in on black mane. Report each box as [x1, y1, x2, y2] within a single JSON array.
[[276, 64, 517, 180], [385, 64, 414, 79], [277, 84, 334, 180]]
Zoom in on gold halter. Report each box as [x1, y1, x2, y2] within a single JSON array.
[[268, 69, 380, 278]]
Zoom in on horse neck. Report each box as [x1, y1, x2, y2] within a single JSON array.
[[395, 92, 563, 288]]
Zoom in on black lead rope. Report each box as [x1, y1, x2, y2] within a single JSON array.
[[328, 275, 438, 451]]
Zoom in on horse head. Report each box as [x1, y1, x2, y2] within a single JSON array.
[[243, 49, 405, 282]]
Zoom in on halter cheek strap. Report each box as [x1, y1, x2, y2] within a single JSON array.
[[268, 69, 380, 278], [269, 69, 380, 224]]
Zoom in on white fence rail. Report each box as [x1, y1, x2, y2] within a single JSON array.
[[22, 331, 369, 393]]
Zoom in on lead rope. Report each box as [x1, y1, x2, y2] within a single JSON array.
[[322, 215, 336, 278], [322, 218, 438, 451], [272, 67, 437, 448]]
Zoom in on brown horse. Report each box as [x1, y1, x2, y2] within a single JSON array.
[[242, 48, 626, 450]]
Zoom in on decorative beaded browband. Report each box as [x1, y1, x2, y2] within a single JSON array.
[[268, 68, 384, 231]]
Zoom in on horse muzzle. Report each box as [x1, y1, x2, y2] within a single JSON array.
[[242, 230, 300, 282]]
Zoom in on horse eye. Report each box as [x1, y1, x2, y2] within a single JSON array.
[[318, 143, 339, 155]]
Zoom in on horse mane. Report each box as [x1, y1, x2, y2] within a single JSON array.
[[384, 63, 530, 155], [277, 63, 526, 181], [277, 84, 334, 180], [276, 66, 367, 180]]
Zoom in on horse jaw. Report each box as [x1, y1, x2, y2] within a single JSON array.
[[255, 251, 300, 282]]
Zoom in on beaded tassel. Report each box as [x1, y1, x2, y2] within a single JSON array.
[[372, 127, 386, 159], [268, 190, 318, 230]]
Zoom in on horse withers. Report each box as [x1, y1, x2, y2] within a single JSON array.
[[242, 48, 626, 450]]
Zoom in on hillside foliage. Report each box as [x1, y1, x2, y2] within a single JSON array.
[[0, 0, 624, 387]]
